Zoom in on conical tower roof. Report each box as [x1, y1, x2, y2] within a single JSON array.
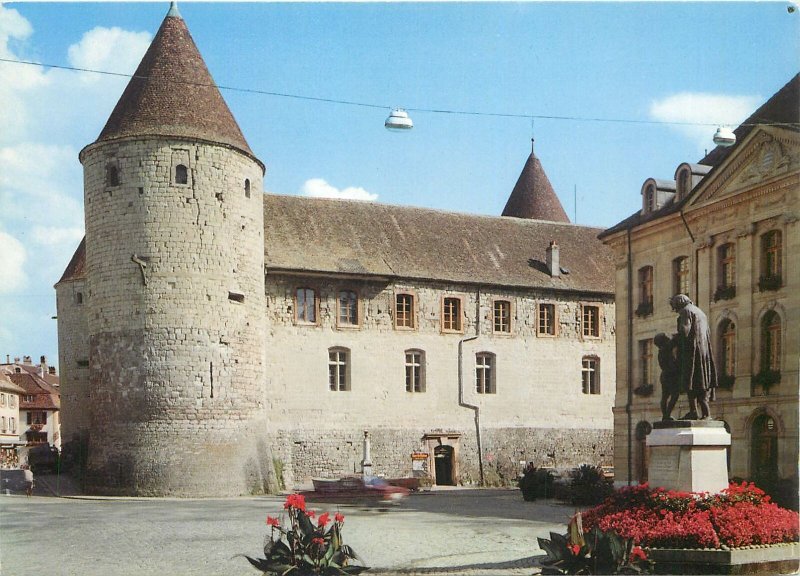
[[93, 4, 255, 159], [502, 151, 570, 222]]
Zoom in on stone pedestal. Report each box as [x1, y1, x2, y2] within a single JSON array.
[[646, 420, 730, 494]]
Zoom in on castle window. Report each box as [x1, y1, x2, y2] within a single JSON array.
[[537, 303, 556, 336], [678, 168, 691, 200], [582, 304, 600, 338], [673, 256, 690, 297], [1, 416, 5, 433], [26, 411, 46, 425], [475, 352, 496, 394], [442, 296, 463, 332], [405, 350, 425, 393], [395, 293, 415, 329], [76, 292, 84, 305], [493, 300, 511, 334], [760, 230, 782, 286], [295, 288, 317, 324], [643, 184, 656, 213], [9, 395, 15, 407], [337, 290, 358, 327], [760, 311, 781, 373], [9, 417, 15, 433], [175, 164, 188, 185], [582, 356, 600, 394], [639, 339, 653, 388], [637, 266, 654, 315], [106, 164, 120, 187], [228, 291, 245, 304], [245, 179, 251, 198], [719, 319, 736, 380], [718, 243, 736, 289], [328, 348, 350, 391], [0, 393, 5, 407]]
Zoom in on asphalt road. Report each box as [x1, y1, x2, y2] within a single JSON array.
[[0, 488, 573, 576]]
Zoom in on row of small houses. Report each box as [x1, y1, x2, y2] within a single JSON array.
[[0, 356, 61, 469]]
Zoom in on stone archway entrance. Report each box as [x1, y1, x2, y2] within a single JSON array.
[[422, 432, 461, 486], [434, 445, 455, 486]]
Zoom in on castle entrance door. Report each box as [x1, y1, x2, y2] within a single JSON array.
[[434, 445, 455, 486]]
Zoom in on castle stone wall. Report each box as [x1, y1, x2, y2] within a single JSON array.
[[80, 137, 269, 496], [56, 280, 90, 443]]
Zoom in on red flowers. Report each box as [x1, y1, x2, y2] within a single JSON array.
[[630, 546, 647, 562], [581, 482, 799, 550], [335, 512, 345, 524], [306, 510, 316, 519], [569, 544, 581, 555], [311, 537, 325, 547], [317, 512, 330, 528], [283, 493, 306, 512], [266, 516, 280, 527]]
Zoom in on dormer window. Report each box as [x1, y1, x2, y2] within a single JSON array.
[[678, 168, 691, 200], [643, 184, 655, 213], [175, 164, 188, 185]]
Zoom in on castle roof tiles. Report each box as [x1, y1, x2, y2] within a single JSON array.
[[91, 7, 255, 160], [501, 152, 570, 222]]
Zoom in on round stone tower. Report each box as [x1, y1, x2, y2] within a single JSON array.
[[79, 4, 270, 496]]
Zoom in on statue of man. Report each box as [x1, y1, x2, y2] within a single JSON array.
[[670, 294, 718, 420]]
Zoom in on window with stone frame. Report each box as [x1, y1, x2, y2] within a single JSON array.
[[337, 290, 358, 327], [643, 184, 655, 213], [582, 356, 600, 394], [537, 303, 556, 336], [9, 395, 15, 408], [442, 296, 463, 332], [328, 348, 350, 391], [26, 411, 47, 425], [719, 319, 736, 379], [582, 304, 600, 338], [761, 311, 781, 373], [673, 256, 690, 296], [244, 179, 251, 198], [639, 339, 654, 388], [761, 230, 782, 281], [295, 287, 317, 324], [9, 417, 15, 433], [493, 300, 511, 334], [0, 393, 5, 407], [677, 168, 691, 199], [636, 266, 654, 316], [719, 243, 736, 288], [1, 416, 5, 433], [405, 350, 425, 393], [395, 293, 415, 329], [106, 163, 120, 187], [475, 352, 496, 394]]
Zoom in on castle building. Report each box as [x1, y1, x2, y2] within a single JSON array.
[[56, 5, 616, 495], [599, 75, 799, 489]]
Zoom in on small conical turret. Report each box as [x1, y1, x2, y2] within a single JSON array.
[[502, 145, 570, 222]]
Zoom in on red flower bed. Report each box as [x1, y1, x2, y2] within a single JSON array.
[[581, 482, 799, 550]]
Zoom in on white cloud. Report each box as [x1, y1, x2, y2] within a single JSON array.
[[68, 26, 151, 83], [301, 178, 378, 201], [31, 226, 85, 247], [650, 92, 762, 150], [0, 230, 27, 293]]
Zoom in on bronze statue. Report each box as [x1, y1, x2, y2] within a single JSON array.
[[669, 294, 718, 420], [655, 332, 679, 421]]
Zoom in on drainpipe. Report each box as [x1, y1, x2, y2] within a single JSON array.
[[458, 335, 483, 486], [626, 227, 634, 485]]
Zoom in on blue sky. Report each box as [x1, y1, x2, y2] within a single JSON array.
[[0, 1, 798, 368]]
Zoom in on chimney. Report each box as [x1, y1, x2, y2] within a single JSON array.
[[23, 355, 32, 364], [5, 355, 9, 364], [39, 356, 47, 378], [546, 240, 560, 277], [49, 366, 56, 375]]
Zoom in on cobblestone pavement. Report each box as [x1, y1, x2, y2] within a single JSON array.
[[0, 485, 574, 576]]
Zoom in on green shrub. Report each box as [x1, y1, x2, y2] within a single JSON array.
[[562, 464, 613, 507], [519, 463, 555, 501]]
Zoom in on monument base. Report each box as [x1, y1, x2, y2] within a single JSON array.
[[646, 420, 730, 494]]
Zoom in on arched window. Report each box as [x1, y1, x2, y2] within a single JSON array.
[[718, 319, 736, 387], [643, 184, 655, 213], [678, 168, 691, 199], [405, 349, 425, 393], [672, 256, 690, 297], [245, 179, 251, 198], [582, 356, 600, 394], [328, 348, 350, 391], [751, 414, 778, 482], [475, 352, 496, 394], [175, 164, 188, 185], [760, 311, 781, 374]]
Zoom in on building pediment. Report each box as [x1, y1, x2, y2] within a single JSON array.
[[687, 126, 800, 210]]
